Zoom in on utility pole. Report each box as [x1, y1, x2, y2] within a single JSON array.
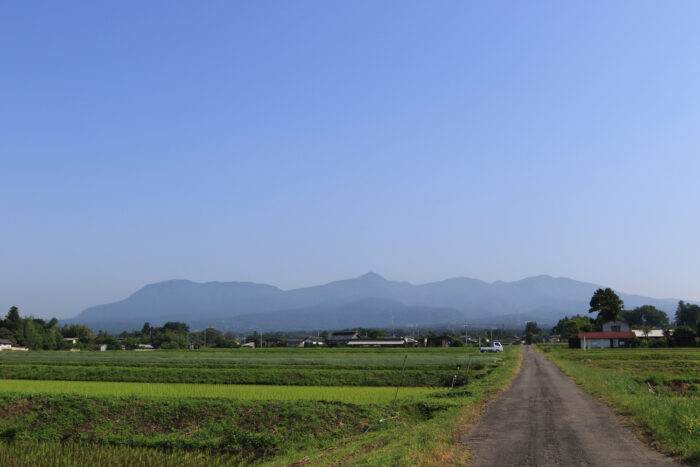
[[260, 330, 262, 348]]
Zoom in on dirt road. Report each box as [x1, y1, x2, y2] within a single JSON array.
[[462, 346, 677, 466]]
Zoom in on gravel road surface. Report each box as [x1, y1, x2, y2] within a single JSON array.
[[462, 346, 677, 466]]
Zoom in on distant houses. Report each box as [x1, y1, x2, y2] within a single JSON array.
[[0, 338, 28, 351], [347, 337, 419, 348], [283, 331, 449, 348], [328, 331, 360, 345], [286, 337, 326, 347]]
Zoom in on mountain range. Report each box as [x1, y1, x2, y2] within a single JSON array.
[[64, 273, 683, 333]]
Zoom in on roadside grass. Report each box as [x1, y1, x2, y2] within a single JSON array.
[[542, 347, 700, 465]]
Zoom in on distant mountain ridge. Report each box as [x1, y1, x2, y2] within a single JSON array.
[[65, 273, 684, 332]]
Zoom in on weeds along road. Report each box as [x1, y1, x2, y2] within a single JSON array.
[[462, 346, 677, 467]]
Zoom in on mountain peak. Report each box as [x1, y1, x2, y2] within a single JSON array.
[[357, 272, 385, 281]]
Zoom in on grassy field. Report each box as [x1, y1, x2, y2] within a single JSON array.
[[0, 348, 501, 387], [0, 347, 488, 366], [0, 347, 522, 465], [0, 379, 440, 403], [541, 346, 700, 465]]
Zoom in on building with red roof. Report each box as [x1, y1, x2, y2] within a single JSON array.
[[579, 321, 635, 349]]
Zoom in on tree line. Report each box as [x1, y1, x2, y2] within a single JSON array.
[[0, 306, 487, 350], [551, 288, 700, 347]]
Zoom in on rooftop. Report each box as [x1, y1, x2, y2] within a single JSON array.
[[578, 332, 636, 339]]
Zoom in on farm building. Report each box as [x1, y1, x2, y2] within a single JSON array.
[[579, 321, 634, 349], [287, 337, 326, 347], [305, 336, 326, 346], [632, 329, 668, 339], [347, 337, 419, 348], [328, 331, 360, 345], [424, 336, 451, 347], [0, 338, 14, 350]]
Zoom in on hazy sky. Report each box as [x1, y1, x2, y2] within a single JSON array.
[[2, 1, 700, 319]]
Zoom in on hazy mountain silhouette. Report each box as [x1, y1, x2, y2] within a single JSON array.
[[66, 273, 682, 332]]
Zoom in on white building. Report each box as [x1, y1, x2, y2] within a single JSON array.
[[579, 321, 635, 349]]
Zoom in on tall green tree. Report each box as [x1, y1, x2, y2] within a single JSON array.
[[675, 301, 700, 327], [589, 288, 624, 323], [563, 315, 594, 340], [5, 306, 21, 332], [525, 321, 542, 344], [621, 305, 669, 328]]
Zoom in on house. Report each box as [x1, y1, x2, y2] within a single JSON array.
[[579, 321, 635, 349], [0, 338, 14, 350], [424, 336, 451, 348], [328, 331, 360, 346], [241, 342, 255, 348], [347, 337, 419, 348], [286, 336, 327, 348], [603, 321, 630, 333], [305, 336, 326, 346]]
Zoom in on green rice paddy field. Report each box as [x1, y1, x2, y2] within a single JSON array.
[[541, 346, 700, 465], [0, 347, 521, 466], [0, 379, 439, 403]]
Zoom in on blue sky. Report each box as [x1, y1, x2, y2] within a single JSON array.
[[2, 1, 700, 319]]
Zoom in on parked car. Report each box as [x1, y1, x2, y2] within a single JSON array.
[[480, 341, 504, 353]]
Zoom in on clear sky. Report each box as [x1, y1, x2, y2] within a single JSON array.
[[2, 1, 699, 319]]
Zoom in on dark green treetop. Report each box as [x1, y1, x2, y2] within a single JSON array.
[[588, 288, 624, 323]]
